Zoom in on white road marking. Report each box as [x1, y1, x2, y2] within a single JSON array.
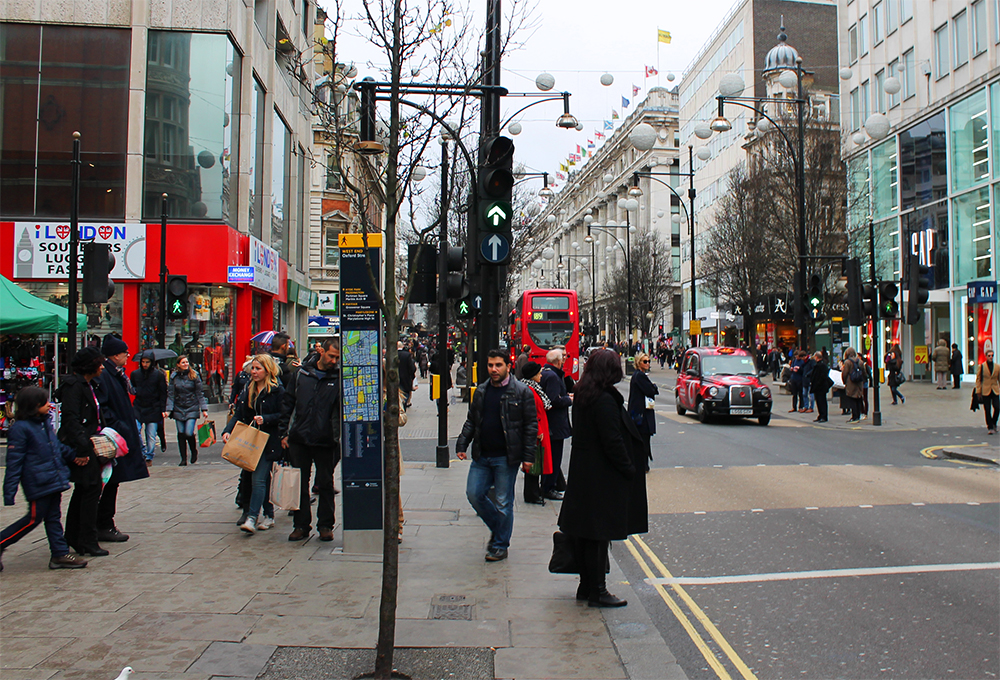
[[647, 562, 1000, 586], [912, 502, 926, 506], [693, 511, 707, 515], [751, 508, 763, 513], [859, 504, 874, 508], [805, 507, 819, 510]]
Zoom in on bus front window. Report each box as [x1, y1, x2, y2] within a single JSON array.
[[528, 322, 574, 348]]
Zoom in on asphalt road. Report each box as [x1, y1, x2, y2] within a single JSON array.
[[615, 374, 1000, 680]]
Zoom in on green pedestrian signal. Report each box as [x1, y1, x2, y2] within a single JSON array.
[[455, 298, 474, 319], [481, 201, 512, 230], [171, 300, 183, 315]]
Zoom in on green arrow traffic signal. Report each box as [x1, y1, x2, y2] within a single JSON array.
[[482, 201, 511, 230]]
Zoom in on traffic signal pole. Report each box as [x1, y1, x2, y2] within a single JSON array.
[[868, 218, 882, 427], [67, 132, 81, 364], [436, 140, 450, 468], [158, 193, 169, 349]]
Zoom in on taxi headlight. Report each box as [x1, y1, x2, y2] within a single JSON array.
[[708, 386, 719, 397], [760, 386, 771, 399]]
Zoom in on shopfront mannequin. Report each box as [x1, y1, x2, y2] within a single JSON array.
[[185, 334, 205, 369]]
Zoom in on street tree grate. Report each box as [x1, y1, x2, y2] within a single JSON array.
[[430, 594, 475, 620]]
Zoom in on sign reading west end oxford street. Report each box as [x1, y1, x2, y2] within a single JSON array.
[[480, 233, 510, 264], [13, 222, 146, 279], [338, 232, 383, 535]]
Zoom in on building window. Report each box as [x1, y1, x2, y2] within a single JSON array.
[[143, 32, 240, 223], [950, 88, 989, 191], [875, 70, 886, 114], [0, 24, 130, 219], [859, 15, 869, 56], [900, 0, 912, 23], [873, 3, 884, 46], [872, 138, 898, 220], [270, 111, 291, 259], [851, 88, 861, 131], [849, 24, 859, 64], [902, 202, 949, 289], [888, 60, 900, 108], [902, 49, 915, 99], [972, 1, 987, 55], [953, 187, 993, 282], [935, 24, 949, 79], [899, 112, 947, 210], [326, 155, 343, 190], [861, 80, 871, 124], [886, 0, 898, 34], [325, 228, 340, 267], [992, 83, 1000, 179], [953, 11, 969, 68]]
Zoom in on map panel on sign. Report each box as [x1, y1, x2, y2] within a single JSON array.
[[342, 366, 381, 421], [343, 330, 379, 366]]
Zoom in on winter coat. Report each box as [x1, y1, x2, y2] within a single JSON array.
[[540, 364, 572, 440], [788, 359, 805, 387], [558, 387, 647, 541], [627, 369, 658, 436], [397, 350, 417, 390], [270, 352, 294, 389], [842, 358, 863, 399], [280, 355, 341, 447], [810, 361, 832, 395], [93, 360, 149, 484], [525, 381, 553, 476], [224, 383, 286, 462], [932, 342, 951, 372], [456, 377, 538, 467], [166, 372, 208, 421], [975, 361, 1000, 397], [4, 416, 75, 504], [230, 370, 251, 405], [131, 367, 167, 423], [950, 349, 964, 375], [801, 358, 816, 388], [55, 374, 103, 486]]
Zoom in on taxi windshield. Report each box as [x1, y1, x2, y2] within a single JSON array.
[[702, 354, 756, 376]]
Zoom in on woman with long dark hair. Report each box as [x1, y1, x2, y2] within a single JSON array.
[[164, 355, 208, 466], [557, 349, 647, 607]]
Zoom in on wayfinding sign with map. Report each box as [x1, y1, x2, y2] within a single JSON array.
[[339, 234, 383, 539]]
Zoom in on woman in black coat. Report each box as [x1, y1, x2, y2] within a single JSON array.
[[558, 349, 648, 608], [56, 348, 108, 556], [627, 353, 658, 472]]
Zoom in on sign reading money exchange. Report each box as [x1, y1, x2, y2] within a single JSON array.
[[339, 233, 383, 533]]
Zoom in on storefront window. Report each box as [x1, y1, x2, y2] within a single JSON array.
[[902, 201, 950, 289], [0, 24, 129, 219], [950, 88, 989, 192], [140, 283, 235, 404], [952, 188, 992, 284], [871, 137, 898, 219], [143, 32, 240, 224], [271, 111, 290, 259], [899, 112, 947, 210]]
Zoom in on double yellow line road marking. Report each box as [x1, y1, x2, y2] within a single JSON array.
[[623, 535, 758, 680]]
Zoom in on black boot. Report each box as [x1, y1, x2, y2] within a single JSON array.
[[178, 436, 188, 466], [189, 436, 199, 464], [588, 588, 627, 608]]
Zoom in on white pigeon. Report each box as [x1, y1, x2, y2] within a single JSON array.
[[113, 667, 133, 680]]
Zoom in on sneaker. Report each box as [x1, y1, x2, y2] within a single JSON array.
[[257, 516, 274, 531], [860, 414, 867, 420], [485, 548, 508, 562], [239, 516, 256, 535], [49, 554, 88, 569]]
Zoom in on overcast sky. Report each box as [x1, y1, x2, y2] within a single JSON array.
[[322, 0, 742, 192]]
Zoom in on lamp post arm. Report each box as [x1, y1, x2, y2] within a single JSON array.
[[398, 98, 478, 190], [499, 93, 572, 131], [717, 96, 798, 163], [635, 172, 691, 223]]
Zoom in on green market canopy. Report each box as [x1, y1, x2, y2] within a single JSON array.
[[0, 275, 88, 334]]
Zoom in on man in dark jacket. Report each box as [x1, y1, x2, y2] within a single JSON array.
[[280, 338, 341, 542], [540, 349, 572, 500], [456, 350, 538, 562], [270, 332, 294, 389], [397, 341, 417, 409], [92, 334, 149, 543], [131, 352, 167, 465]]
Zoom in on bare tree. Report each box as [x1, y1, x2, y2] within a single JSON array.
[[601, 230, 673, 339]]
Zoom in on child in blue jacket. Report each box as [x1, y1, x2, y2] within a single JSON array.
[[2, 387, 88, 571]]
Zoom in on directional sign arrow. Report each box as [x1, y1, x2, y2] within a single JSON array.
[[472, 295, 482, 309], [488, 234, 502, 259], [480, 232, 510, 264]]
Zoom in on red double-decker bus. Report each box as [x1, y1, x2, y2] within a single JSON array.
[[508, 289, 581, 379]]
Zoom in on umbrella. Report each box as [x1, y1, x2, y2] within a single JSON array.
[[250, 331, 294, 349], [133, 349, 177, 363]]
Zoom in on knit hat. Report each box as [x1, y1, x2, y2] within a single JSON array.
[[521, 361, 541, 380], [71, 347, 104, 373], [101, 333, 129, 357]]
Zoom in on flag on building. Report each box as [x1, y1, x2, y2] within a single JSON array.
[[581, 147, 588, 157], [657, 29, 671, 44], [556, 171, 566, 180], [632, 84, 640, 97], [559, 163, 568, 172], [576, 145, 582, 154], [587, 139, 595, 148], [595, 130, 606, 139], [621, 96, 629, 108], [612, 110, 620, 120], [645, 65, 658, 77], [603, 121, 613, 130]]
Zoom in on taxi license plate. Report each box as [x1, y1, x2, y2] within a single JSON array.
[[730, 407, 753, 415]]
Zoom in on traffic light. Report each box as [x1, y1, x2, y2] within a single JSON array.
[[845, 258, 864, 326], [444, 246, 468, 300], [166, 275, 188, 319], [906, 253, 930, 324], [81, 242, 115, 304], [878, 281, 899, 318], [862, 283, 878, 318], [658, 323, 664, 336], [408, 243, 437, 304], [791, 276, 805, 327], [807, 273, 823, 313], [477, 135, 514, 266], [454, 297, 474, 319]]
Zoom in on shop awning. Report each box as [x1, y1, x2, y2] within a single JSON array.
[[0, 275, 88, 334]]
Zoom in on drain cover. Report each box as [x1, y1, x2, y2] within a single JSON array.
[[429, 594, 476, 620]]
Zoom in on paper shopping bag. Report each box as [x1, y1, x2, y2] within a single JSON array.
[[271, 462, 301, 511], [198, 420, 216, 447], [221, 421, 268, 471]]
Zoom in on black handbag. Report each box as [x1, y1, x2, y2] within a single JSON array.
[[548, 531, 611, 574]]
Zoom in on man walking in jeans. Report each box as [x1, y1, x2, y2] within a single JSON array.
[[280, 338, 341, 542], [457, 350, 537, 562]]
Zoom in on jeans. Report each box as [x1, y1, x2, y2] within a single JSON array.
[[289, 442, 339, 531], [542, 439, 565, 492], [1, 492, 69, 557], [175, 418, 197, 437], [139, 421, 158, 460], [466, 455, 519, 551], [890, 385, 905, 403], [247, 454, 273, 520], [800, 385, 815, 410]]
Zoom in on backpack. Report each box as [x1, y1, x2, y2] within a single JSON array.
[[848, 360, 864, 384]]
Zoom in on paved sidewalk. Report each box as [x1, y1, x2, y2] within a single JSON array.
[[0, 382, 685, 680]]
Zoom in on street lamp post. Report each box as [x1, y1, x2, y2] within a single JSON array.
[[585, 225, 630, 342]]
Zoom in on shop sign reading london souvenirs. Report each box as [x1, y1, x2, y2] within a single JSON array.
[[13, 222, 147, 279]]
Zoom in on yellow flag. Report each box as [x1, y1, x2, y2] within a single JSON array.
[[658, 29, 671, 44]]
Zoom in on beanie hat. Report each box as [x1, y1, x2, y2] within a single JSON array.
[[521, 361, 542, 380], [71, 347, 105, 373], [101, 333, 129, 357]]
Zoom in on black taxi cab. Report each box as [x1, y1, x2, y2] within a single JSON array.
[[675, 346, 773, 425]]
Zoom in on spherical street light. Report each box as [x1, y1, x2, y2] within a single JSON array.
[[546, 214, 556, 224], [756, 117, 771, 133], [852, 131, 867, 145], [667, 73, 675, 82], [508, 122, 523, 135], [696, 147, 712, 161], [628, 225, 636, 234], [865, 113, 891, 140], [575, 121, 584, 131], [629, 123, 657, 151], [671, 213, 682, 224], [694, 122, 713, 139], [883, 76, 901, 95], [584, 215, 593, 225], [411, 166, 427, 182], [600, 73, 614, 86], [617, 198, 627, 209], [625, 198, 639, 211], [542, 246, 555, 260], [839, 67, 853, 80], [606, 219, 617, 227], [778, 69, 798, 89], [718, 73, 745, 97], [603, 172, 614, 184], [536, 73, 555, 91], [657, 210, 665, 218]]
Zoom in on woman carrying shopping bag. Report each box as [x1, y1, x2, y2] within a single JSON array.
[[163, 356, 208, 466], [222, 354, 285, 534]]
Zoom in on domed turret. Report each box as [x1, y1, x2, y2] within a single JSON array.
[[764, 21, 799, 73]]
